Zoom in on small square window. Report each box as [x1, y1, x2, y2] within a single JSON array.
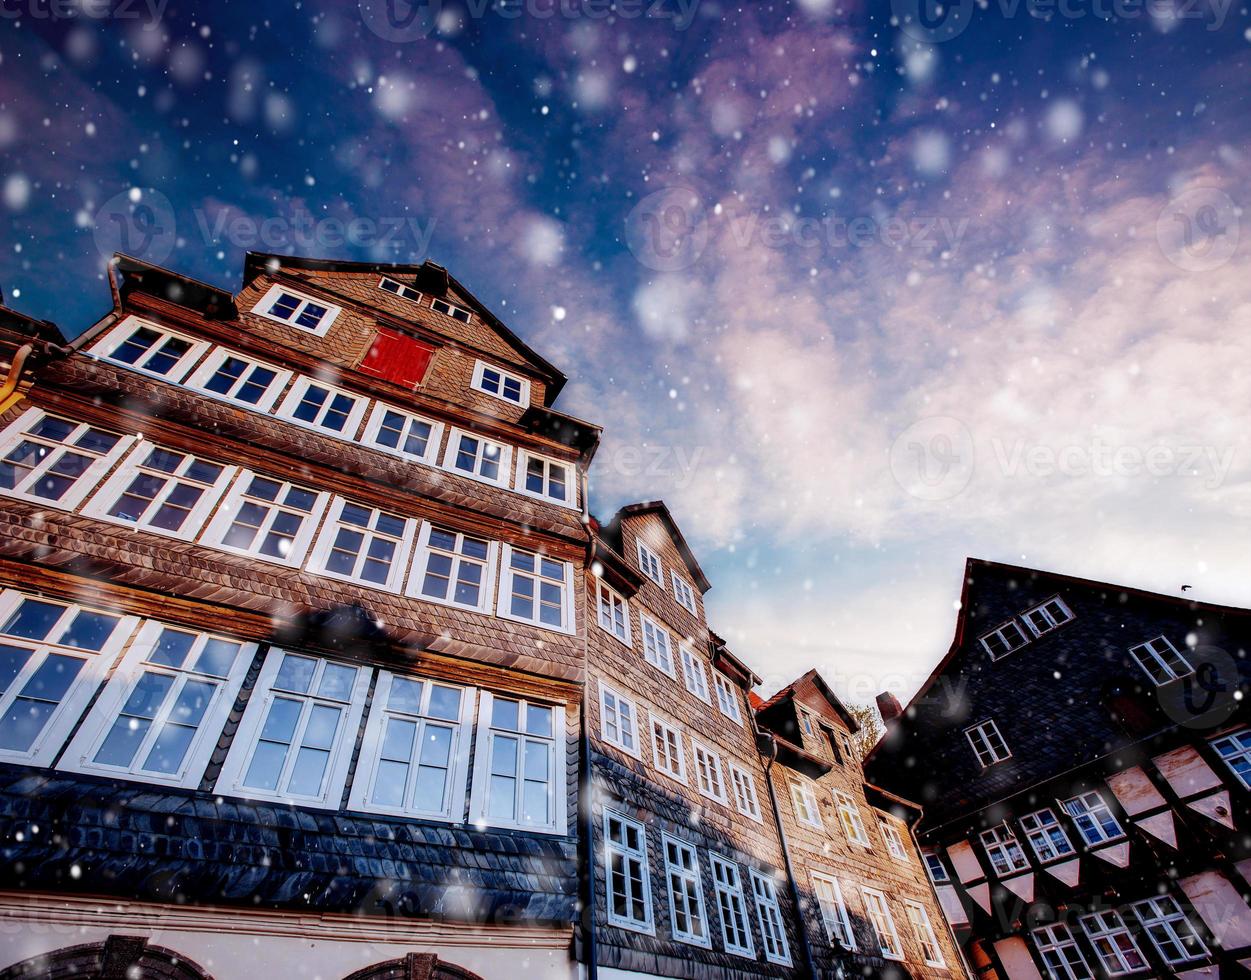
[[378, 276, 422, 302], [431, 297, 472, 324], [253, 285, 341, 335], [471, 359, 528, 406]]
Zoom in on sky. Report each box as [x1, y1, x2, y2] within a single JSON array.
[[2, 0, 1250, 704]]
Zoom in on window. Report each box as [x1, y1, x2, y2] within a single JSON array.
[[904, 901, 945, 967], [790, 777, 823, 828], [276, 377, 369, 438], [84, 444, 234, 540], [347, 672, 473, 820], [1211, 728, 1251, 787], [471, 359, 527, 405], [635, 540, 664, 587], [966, 719, 1011, 766], [837, 729, 857, 763], [1130, 895, 1208, 966], [662, 836, 710, 947], [186, 349, 291, 411], [1022, 596, 1074, 637], [879, 817, 909, 861], [497, 546, 574, 633], [713, 672, 742, 723], [670, 573, 697, 615], [202, 472, 327, 568], [1020, 808, 1076, 862], [600, 682, 641, 757], [0, 591, 135, 765], [680, 644, 711, 703], [1079, 910, 1149, 976], [923, 851, 950, 883], [432, 297, 472, 324], [1062, 791, 1124, 846], [469, 692, 564, 834], [812, 873, 855, 950], [640, 615, 675, 678], [750, 870, 792, 966], [710, 856, 754, 957], [650, 714, 686, 783], [254, 284, 340, 335], [60, 622, 252, 788], [408, 525, 497, 613], [604, 811, 653, 933], [980, 619, 1030, 659], [834, 790, 871, 846], [378, 276, 422, 302], [516, 451, 575, 508], [595, 580, 631, 646], [728, 763, 762, 821], [980, 823, 1030, 876], [0, 410, 132, 509], [359, 327, 436, 390], [214, 650, 369, 808], [362, 404, 443, 466], [861, 887, 904, 960], [441, 428, 512, 488], [308, 499, 415, 590], [1032, 923, 1094, 980], [90, 318, 207, 382], [1129, 635, 1194, 684], [692, 739, 727, 804], [799, 707, 816, 737]]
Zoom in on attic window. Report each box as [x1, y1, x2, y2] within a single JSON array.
[[473, 360, 529, 406], [254, 285, 340, 336], [1021, 597, 1073, 637], [980, 620, 1030, 660], [378, 276, 422, 302], [431, 297, 472, 323]]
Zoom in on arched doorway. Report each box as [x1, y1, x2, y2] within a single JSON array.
[[343, 953, 485, 980], [0, 935, 213, 979]]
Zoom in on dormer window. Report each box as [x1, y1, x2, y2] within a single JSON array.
[[431, 297, 472, 323], [378, 276, 422, 302], [254, 285, 341, 336], [472, 360, 529, 406], [980, 620, 1030, 660], [1021, 597, 1073, 637]]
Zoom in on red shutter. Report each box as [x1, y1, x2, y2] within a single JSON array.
[[359, 328, 435, 389]]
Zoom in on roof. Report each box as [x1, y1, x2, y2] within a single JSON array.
[[759, 669, 860, 733], [608, 501, 711, 593]]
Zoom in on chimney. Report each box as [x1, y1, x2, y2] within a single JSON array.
[[876, 690, 904, 723]]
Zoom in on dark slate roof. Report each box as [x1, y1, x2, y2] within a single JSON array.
[[0, 765, 576, 926]]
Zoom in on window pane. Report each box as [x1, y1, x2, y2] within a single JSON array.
[[243, 740, 288, 791], [428, 685, 461, 720], [60, 611, 121, 651], [287, 746, 331, 796], [193, 639, 242, 678], [274, 654, 316, 694], [2, 600, 63, 641], [388, 677, 424, 713], [0, 644, 33, 695], [492, 698, 519, 731]]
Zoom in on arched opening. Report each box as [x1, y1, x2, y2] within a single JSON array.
[[343, 953, 485, 980], [0, 935, 213, 980]]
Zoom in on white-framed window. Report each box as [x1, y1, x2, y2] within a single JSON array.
[[497, 545, 574, 633], [432, 296, 473, 324], [1020, 807, 1076, 863], [812, 872, 856, 950], [185, 348, 292, 411], [82, 444, 235, 541], [346, 672, 474, 821], [713, 671, 743, 723], [1032, 923, 1095, 980], [275, 377, 369, 439], [407, 524, 497, 614], [379, 276, 422, 302], [640, 614, 675, 678], [790, 777, 823, 828], [89, 317, 208, 382], [0, 409, 133, 510], [728, 763, 762, 821], [879, 817, 909, 861], [799, 707, 816, 737], [1062, 790, 1124, 846], [214, 649, 370, 809], [1130, 895, 1208, 966], [604, 810, 653, 933], [1211, 727, 1251, 788], [635, 540, 664, 587], [1128, 635, 1194, 685], [201, 472, 328, 568], [679, 644, 711, 703], [1079, 910, 1149, 976], [441, 427, 512, 488], [692, 739, 727, 804], [751, 870, 792, 966], [662, 835, 711, 948], [59, 622, 253, 788], [710, 855, 755, 958], [307, 498, 416, 591], [362, 403, 443, 466], [837, 729, 856, 764], [861, 887, 904, 960], [650, 713, 686, 783], [966, 718, 1011, 767], [253, 284, 341, 335], [595, 580, 631, 646], [670, 572, 697, 615], [904, 901, 945, 967], [599, 682, 641, 758], [1022, 596, 1074, 637], [980, 619, 1030, 659], [468, 692, 564, 834], [980, 823, 1030, 876], [923, 850, 950, 883], [516, 450, 575, 508], [0, 590, 137, 765], [834, 789, 871, 847], [471, 359, 527, 405]]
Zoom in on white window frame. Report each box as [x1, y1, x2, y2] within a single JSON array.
[[861, 886, 904, 961], [1211, 727, 1251, 788], [879, 816, 909, 861], [1079, 910, 1150, 977], [799, 707, 816, 737], [728, 763, 762, 822], [1032, 923, 1095, 980], [213, 648, 370, 809], [812, 872, 856, 950], [837, 729, 856, 764], [306, 497, 417, 592], [750, 869, 792, 966], [0, 408, 135, 511], [670, 572, 697, 615], [981, 823, 1030, 876], [185, 347, 292, 412], [966, 718, 1011, 767], [599, 681, 642, 759], [361, 403, 444, 467], [904, 900, 946, 967], [662, 834, 711, 948], [432, 297, 473, 324], [0, 590, 138, 766], [515, 449, 577, 509], [692, 738, 728, 804], [1020, 807, 1076, 863], [649, 712, 686, 784], [595, 579, 631, 647], [253, 283, 341, 336], [834, 789, 871, 847], [200, 471, 329, 569], [1061, 790, 1125, 846], [274, 376, 370, 440], [88, 316, 209, 383], [680, 644, 711, 704], [1130, 895, 1209, 966], [59, 620, 254, 788], [470, 358, 528, 405], [378, 276, 422, 302], [923, 850, 950, 883], [1128, 635, 1194, 685], [406, 523, 498, 615], [467, 691, 566, 835], [710, 855, 755, 958], [346, 671, 475, 821], [635, 540, 664, 588], [980, 619, 1031, 660], [790, 776, 823, 828], [496, 544, 575, 634], [713, 671, 743, 724], [1022, 596, 1074, 637], [640, 614, 676, 679], [603, 809, 654, 934], [440, 426, 513, 489]]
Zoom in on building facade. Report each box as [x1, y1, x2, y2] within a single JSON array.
[[866, 558, 1251, 979]]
